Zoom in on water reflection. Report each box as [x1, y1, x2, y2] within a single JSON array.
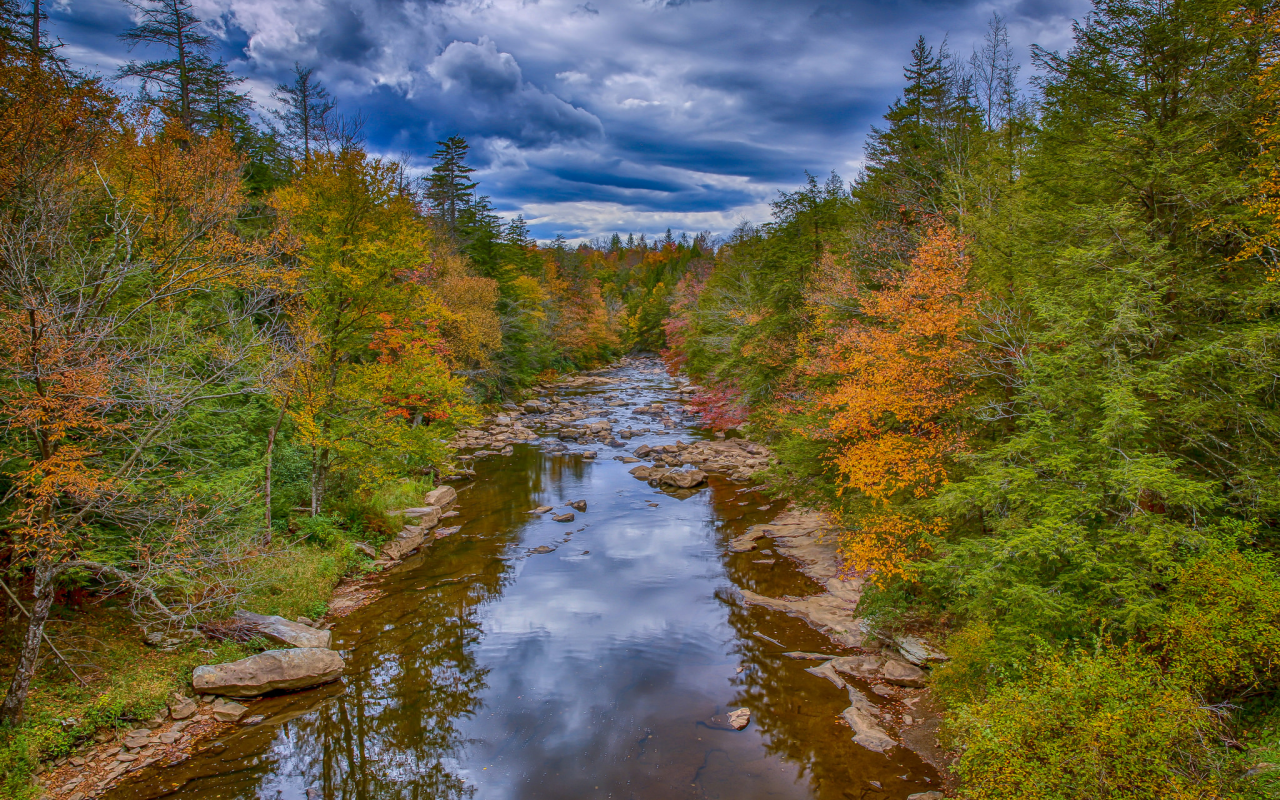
[[107, 365, 938, 800]]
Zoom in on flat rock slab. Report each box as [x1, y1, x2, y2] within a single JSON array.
[[424, 485, 457, 511], [738, 586, 869, 648], [193, 648, 344, 697], [382, 526, 428, 561], [397, 506, 442, 527], [841, 688, 897, 753], [233, 610, 331, 649]]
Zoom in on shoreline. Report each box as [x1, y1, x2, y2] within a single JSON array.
[[31, 360, 955, 799]]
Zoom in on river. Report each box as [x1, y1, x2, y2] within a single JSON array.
[[105, 360, 940, 800]]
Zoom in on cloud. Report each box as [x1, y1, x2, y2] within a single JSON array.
[[427, 38, 604, 147], [47, 0, 1093, 241]]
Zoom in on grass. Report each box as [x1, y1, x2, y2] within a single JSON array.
[[0, 531, 370, 798], [1239, 707, 1280, 798], [0, 604, 250, 799]]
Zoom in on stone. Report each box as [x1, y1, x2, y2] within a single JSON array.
[[783, 651, 836, 660], [352, 541, 377, 558], [434, 525, 461, 538], [233, 610, 332, 649], [530, 506, 553, 514], [424, 485, 457, 511], [158, 732, 180, 744], [841, 689, 897, 753], [628, 465, 656, 480], [658, 469, 707, 489], [381, 526, 428, 561], [552, 512, 575, 523], [69, 756, 85, 767], [581, 450, 597, 459], [212, 700, 248, 722], [168, 694, 197, 720], [242, 715, 265, 725], [568, 500, 587, 512], [193, 648, 345, 697], [529, 545, 556, 554], [881, 658, 928, 688], [115, 753, 138, 762], [727, 708, 751, 730], [907, 793, 945, 800], [633, 444, 653, 457], [895, 635, 948, 666], [398, 506, 442, 527]]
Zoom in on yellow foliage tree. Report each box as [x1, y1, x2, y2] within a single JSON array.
[[805, 222, 984, 583]]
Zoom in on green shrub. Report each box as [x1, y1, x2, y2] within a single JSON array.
[[948, 648, 1233, 800], [1158, 552, 1280, 698]]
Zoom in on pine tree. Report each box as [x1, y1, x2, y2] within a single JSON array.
[[426, 135, 478, 233], [271, 63, 335, 162], [117, 0, 249, 133]]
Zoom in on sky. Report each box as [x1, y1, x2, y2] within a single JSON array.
[[45, 0, 1089, 242]]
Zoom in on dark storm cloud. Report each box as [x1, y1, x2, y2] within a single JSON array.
[[48, 0, 1089, 240]]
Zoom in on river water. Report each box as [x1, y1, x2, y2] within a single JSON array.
[[107, 361, 939, 800]]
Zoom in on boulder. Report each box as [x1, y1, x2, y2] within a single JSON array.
[[895, 635, 948, 666], [211, 699, 248, 722], [398, 506, 442, 527], [424, 485, 457, 511], [167, 694, 197, 720], [881, 658, 928, 688], [233, 610, 332, 649], [193, 648, 345, 697], [658, 469, 708, 489], [382, 526, 427, 561]]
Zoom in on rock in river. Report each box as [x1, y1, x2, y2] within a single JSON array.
[[552, 512, 575, 523], [658, 469, 707, 489], [424, 485, 457, 511], [233, 610, 331, 649], [193, 648, 345, 697], [568, 499, 587, 512], [727, 708, 751, 730]]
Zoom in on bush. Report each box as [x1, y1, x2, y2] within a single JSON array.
[[1158, 552, 1280, 698], [949, 648, 1233, 800]]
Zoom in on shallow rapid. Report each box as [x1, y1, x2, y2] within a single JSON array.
[[107, 361, 939, 800]]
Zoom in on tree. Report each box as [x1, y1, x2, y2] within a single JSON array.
[[426, 135, 477, 233], [117, 0, 248, 133], [805, 222, 983, 584], [272, 149, 477, 512], [0, 120, 279, 724], [271, 63, 336, 162]]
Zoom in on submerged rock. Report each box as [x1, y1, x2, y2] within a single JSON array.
[[233, 610, 331, 649], [193, 648, 344, 697]]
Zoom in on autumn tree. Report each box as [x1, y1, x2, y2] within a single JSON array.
[[803, 222, 983, 582], [272, 149, 481, 512]]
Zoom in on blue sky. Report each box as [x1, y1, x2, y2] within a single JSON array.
[[47, 0, 1087, 242]]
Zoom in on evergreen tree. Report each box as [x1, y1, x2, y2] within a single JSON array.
[[426, 135, 477, 233], [271, 63, 335, 162], [117, 0, 249, 133]]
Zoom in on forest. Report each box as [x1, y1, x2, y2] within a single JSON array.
[[1, 0, 1279, 796]]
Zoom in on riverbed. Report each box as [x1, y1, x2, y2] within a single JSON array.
[[105, 360, 940, 800]]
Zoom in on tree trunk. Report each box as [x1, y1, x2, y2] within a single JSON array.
[[1, 561, 55, 726]]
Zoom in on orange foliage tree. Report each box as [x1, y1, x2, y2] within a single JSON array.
[[804, 222, 984, 584]]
